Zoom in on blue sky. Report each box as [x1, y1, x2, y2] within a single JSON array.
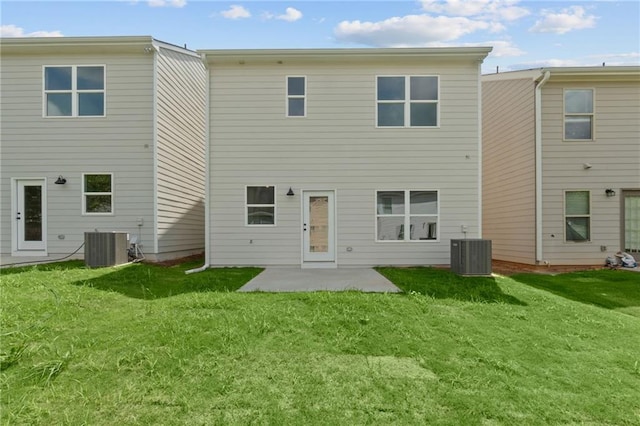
[[2, 1, 639, 72]]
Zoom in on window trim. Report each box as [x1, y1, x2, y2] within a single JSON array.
[[286, 75, 306, 118], [563, 88, 595, 142], [375, 75, 440, 128], [245, 185, 277, 227], [375, 190, 440, 242], [82, 173, 114, 216], [564, 190, 591, 243], [43, 65, 106, 118]]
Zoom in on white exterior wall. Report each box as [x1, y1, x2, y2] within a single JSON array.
[[208, 57, 484, 267]]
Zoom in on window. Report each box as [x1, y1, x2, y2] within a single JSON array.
[[377, 76, 438, 127], [376, 190, 438, 241], [287, 76, 306, 117], [564, 89, 593, 140], [246, 186, 275, 225], [565, 191, 590, 242], [44, 65, 105, 117], [83, 174, 113, 214]]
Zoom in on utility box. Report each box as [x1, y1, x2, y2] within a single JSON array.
[[85, 232, 129, 268], [450, 239, 492, 276]]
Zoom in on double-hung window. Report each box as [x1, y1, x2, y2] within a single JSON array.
[[564, 89, 593, 140], [83, 174, 113, 214], [377, 76, 439, 127], [376, 190, 438, 241], [44, 65, 105, 117], [565, 190, 590, 242], [287, 76, 306, 117], [246, 186, 276, 225]]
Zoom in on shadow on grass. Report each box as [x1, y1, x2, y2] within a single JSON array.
[[376, 267, 526, 305], [511, 269, 640, 315], [0, 260, 87, 276]]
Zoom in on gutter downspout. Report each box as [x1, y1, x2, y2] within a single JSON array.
[[535, 71, 551, 264], [186, 53, 211, 274]]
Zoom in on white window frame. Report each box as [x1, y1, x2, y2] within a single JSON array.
[[564, 190, 591, 242], [245, 185, 276, 226], [43, 65, 106, 118], [563, 88, 594, 141], [286, 76, 306, 118], [375, 190, 439, 242], [82, 173, 114, 216], [376, 75, 440, 128]]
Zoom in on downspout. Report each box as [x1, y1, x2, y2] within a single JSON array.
[[535, 71, 551, 264], [186, 53, 211, 274]]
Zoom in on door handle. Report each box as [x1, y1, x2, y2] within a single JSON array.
[[303, 223, 307, 231], [16, 212, 21, 220]]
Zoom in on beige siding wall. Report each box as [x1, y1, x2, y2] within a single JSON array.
[[540, 80, 640, 264], [0, 53, 156, 257], [155, 47, 207, 258], [482, 78, 536, 264], [209, 59, 482, 266]]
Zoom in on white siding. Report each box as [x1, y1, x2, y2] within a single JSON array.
[[209, 59, 483, 266], [155, 47, 207, 258]]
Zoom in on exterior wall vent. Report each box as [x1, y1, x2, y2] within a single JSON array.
[[450, 239, 492, 276], [85, 232, 129, 268]]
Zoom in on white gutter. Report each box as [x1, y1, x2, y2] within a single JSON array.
[[535, 71, 551, 264], [186, 53, 211, 274]]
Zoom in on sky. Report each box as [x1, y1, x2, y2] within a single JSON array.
[[1, 0, 639, 73]]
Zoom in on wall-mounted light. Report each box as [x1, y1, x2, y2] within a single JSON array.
[[605, 189, 616, 197], [54, 175, 67, 185], [286, 187, 295, 196]]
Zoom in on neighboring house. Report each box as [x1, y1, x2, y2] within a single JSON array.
[[200, 47, 492, 267], [0, 36, 207, 263], [482, 67, 640, 266]]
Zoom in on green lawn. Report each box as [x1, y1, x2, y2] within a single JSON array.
[[1, 262, 639, 425]]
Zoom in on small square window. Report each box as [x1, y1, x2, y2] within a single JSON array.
[[83, 174, 113, 214], [247, 186, 275, 225], [44, 65, 105, 117]]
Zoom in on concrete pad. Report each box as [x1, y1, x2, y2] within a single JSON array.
[[238, 268, 402, 293]]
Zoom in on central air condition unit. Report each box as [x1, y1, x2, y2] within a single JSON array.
[[450, 239, 492, 276], [85, 232, 129, 268]]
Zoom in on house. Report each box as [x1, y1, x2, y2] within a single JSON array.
[[200, 47, 492, 268], [482, 67, 640, 266], [0, 36, 207, 263]]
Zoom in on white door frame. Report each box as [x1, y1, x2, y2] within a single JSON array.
[[12, 178, 48, 256], [301, 190, 336, 267]]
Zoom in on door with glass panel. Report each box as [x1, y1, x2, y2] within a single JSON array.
[[622, 190, 640, 254], [302, 191, 335, 262], [15, 179, 47, 251]]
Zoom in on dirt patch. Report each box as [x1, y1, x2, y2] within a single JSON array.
[[149, 253, 205, 267], [492, 260, 605, 276]]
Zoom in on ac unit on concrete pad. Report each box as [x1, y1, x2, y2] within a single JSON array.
[[85, 232, 129, 268], [450, 239, 492, 276]]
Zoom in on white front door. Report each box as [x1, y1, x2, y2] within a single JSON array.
[[14, 179, 47, 253], [302, 191, 335, 263]]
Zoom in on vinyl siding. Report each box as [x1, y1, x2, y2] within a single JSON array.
[[540, 80, 640, 264], [482, 78, 536, 264], [155, 47, 206, 257], [0, 52, 155, 257], [209, 59, 483, 266]]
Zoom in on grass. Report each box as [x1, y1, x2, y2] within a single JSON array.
[[1, 262, 639, 425]]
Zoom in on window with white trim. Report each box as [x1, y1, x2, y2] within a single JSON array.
[[565, 190, 590, 242], [377, 76, 438, 127], [83, 174, 113, 214], [287, 76, 306, 117], [564, 89, 593, 140], [246, 186, 275, 225], [376, 190, 438, 241], [44, 65, 105, 117]]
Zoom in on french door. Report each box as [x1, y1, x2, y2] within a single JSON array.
[[623, 190, 640, 253], [14, 179, 47, 252], [302, 191, 335, 263]]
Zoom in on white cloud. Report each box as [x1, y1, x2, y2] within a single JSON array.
[[480, 40, 524, 57], [421, 0, 529, 21], [148, 0, 186, 7], [221, 5, 251, 20], [0, 24, 63, 38], [277, 7, 302, 22], [530, 6, 597, 34]]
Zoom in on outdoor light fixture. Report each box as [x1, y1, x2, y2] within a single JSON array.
[[605, 189, 616, 197], [54, 175, 67, 185], [286, 187, 295, 196]]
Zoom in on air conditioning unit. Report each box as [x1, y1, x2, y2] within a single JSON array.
[[85, 232, 129, 268], [450, 239, 492, 276]]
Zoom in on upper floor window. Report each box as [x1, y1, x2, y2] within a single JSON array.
[[377, 76, 439, 128], [83, 173, 113, 214], [246, 186, 276, 225], [564, 89, 593, 140], [376, 190, 438, 241], [44, 65, 105, 117], [287, 76, 306, 117], [565, 190, 590, 242]]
